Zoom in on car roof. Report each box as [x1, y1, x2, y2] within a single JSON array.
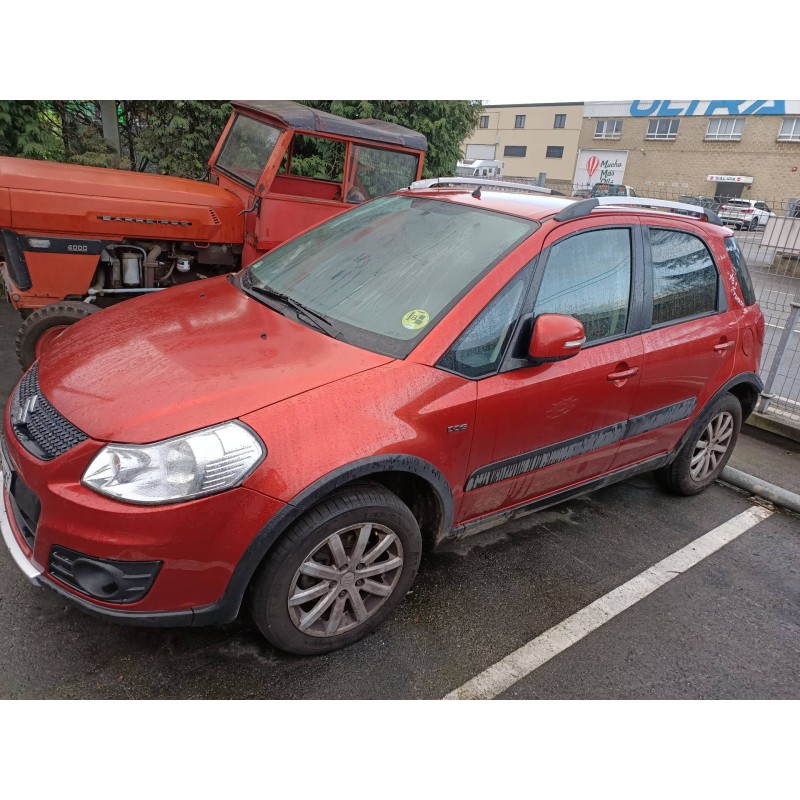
[[398, 188, 576, 220], [398, 187, 727, 232]]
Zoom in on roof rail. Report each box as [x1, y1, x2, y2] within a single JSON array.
[[408, 177, 553, 195], [553, 196, 724, 225]]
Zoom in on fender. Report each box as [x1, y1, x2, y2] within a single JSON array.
[[192, 454, 455, 626], [665, 371, 763, 465]]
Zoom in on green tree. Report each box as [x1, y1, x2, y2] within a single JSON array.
[[302, 101, 481, 178], [121, 101, 231, 177], [0, 100, 479, 180], [0, 101, 63, 160]]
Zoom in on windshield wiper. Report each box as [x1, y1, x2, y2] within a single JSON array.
[[241, 272, 348, 342]]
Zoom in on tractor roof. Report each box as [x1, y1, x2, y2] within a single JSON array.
[[233, 101, 428, 152]]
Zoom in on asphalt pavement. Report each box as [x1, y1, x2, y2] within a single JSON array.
[[0, 298, 798, 699]]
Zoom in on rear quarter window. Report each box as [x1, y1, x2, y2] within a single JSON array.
[[724, 237, 757, 306]]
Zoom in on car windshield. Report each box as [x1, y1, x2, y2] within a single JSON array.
[[245, 195, 536, 357]]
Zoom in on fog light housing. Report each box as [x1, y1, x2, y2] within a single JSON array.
[[49, 546, 161, 603]]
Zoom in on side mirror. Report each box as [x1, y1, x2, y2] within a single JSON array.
[[529, 314, 586, 362]]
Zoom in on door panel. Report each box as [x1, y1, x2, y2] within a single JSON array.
[[612, 225, 739, 469], [458, 337, 643, 523], [456, 221, 643, 525]]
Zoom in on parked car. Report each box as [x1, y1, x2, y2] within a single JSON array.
[[1, 190, 764, 655], [718, 199, 775, 230], [591, 184, 637, 197], [678, 195, 721, 212]]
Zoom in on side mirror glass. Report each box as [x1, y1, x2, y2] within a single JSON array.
[[529, 314, 586, 362]]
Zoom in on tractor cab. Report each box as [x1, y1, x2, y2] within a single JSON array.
[[209, 102, 427, 263]]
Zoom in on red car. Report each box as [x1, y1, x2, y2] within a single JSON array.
[[1, 189, 764, 654]]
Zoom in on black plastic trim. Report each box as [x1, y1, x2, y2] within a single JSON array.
[[465, 397, 697, 492], [452, 454, 670, 541], [203, 454, 456, 624], [37, 576, 197, 627], [1, 230, 32, 291]]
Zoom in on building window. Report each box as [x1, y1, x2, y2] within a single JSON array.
[[504, 145, 527, 157], [646, 119, 680, 140], [479, 115, 489, 129], [595, 119, 623, 139], [778, 118, 800, 141], [514, 115, 526, 129], [546, 146, 564, 158], [705, 118, 744, 141], [554, 114, 566, 129]]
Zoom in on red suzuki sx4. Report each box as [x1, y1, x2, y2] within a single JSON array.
[[2, 188, 764, 654]]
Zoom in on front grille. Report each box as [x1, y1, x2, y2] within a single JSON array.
[[9, 472, 40, 549], [11, 364, 88, 460]]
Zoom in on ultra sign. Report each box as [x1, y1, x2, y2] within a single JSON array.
[[629, 100, 788, 117]]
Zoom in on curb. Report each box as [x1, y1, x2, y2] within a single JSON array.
[[745, 412, 800, 444], [719, 465, 800, 515]]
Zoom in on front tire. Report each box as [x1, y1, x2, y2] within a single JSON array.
[[656, 394, 742, 496], [249, 484, 422, 655], [15, 300, 99, 368]]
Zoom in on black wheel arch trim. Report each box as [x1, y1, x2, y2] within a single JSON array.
[[198, 454, 455, 625], [664, 372, 762, 466]]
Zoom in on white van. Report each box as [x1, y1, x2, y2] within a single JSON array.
[[456, 159, 505, 179]]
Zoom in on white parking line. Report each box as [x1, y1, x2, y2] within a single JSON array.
[[444, 505, 773, 700]]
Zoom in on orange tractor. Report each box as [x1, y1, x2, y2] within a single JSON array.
[[0, 101, 427, 367]]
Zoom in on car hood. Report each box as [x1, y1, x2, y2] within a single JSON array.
[[37, 276, 392, 443]]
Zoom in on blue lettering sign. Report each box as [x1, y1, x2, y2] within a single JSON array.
[[657, 100, 683, 116], [627, 100, 787, 117], [630, 100, 660, 116]]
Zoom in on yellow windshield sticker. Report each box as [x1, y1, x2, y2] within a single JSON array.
[[402, 309, 430, 330]]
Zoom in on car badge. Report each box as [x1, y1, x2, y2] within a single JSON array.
[[16, 394, 39, 427]]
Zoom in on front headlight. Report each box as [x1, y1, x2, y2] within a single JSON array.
[[82, 421, 265, 505]]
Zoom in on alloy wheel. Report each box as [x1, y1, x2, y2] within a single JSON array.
[[690, 411, 734, 481], [287, 523, 404, 637]]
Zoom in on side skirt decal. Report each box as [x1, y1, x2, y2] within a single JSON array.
[[465, 397, 696, 492]]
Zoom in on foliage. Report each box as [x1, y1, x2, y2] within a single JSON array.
[[122, 101, 231, 177], [0, 101, 230, 178], [0, 100, 479, 181], [0, 101, 63, 160], [303, 100, 482, 178]]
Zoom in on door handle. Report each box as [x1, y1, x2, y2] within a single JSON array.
[[714, 341, 736, 352], [607, 367, 640, 381]]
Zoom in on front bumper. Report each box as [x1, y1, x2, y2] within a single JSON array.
[[1, 406, 285, 625]]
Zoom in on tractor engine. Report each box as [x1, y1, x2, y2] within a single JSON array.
[[89, 240, 240, 296]]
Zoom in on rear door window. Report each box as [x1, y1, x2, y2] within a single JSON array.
[[724, 237, 757, 306], [648, 228, 719, 325]]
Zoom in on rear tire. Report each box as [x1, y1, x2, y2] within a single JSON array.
[[15, 301, 99, 369], [656, 394, 742, 496], [249, 484, 422, 655]]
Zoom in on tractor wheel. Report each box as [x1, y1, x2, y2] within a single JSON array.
[[15, 301, 100, 369]]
